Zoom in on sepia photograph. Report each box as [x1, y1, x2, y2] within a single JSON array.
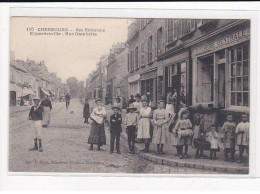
[[9, 16, 250, 175]]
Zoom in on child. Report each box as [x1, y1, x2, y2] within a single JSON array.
[[109, 106, 122, 154], [193, 130, 210, 159], [28, 97, 44, 152], [235, 113, 249, 163], [173, 109, 193, 159], [152, 100, 169, 155], [221, 114, 236, 162], [137, 99, 152, 153], [125, 104, 138, 154], [207, 124, 219, 160]]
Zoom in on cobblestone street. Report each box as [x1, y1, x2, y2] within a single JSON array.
[[9, 100, 220, 174]]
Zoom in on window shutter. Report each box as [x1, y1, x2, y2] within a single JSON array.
[[165, 19, 168, 44], [191, 19, 196, 31], [127, 53, 130, 72], [152, 33, 156, 61], [161, 26, 165, 54], [145, 38, 148, 65]]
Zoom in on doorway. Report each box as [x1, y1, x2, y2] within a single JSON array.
[[218, 63, 225, 108]]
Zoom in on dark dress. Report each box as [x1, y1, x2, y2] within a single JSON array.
[[88, 107, 107, 146], [83, 102, 90, 119]]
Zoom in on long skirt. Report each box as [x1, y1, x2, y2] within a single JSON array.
[[166, 104, 175, 115], [88, 121, 106, 146], [152, 122, 169, 144], [137, 118, 151, 139], [42, 106, 51, 126]]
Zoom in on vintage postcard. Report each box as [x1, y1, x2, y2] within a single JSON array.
[[9, 15, 251, 175]]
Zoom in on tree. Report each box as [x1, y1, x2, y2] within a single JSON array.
[[66, 77, 79, 98]]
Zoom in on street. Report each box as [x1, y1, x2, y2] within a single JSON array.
[[9, 100, 219, 174]]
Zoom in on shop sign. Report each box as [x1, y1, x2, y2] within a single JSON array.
[[140, 70, 157, 80], [128, 74, 140, 83], [192, 26, 250, 56]]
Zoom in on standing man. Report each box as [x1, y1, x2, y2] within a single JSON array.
[[28, 97, 44, 152], [65, 93, 71, 110], [41, 95, 52, 128], [109, 106, 122, 154], [128, 95, 136, 107]]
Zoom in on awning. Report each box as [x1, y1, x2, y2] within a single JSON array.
[[49, 90, 56, 96], [40, 88, 50, 96], [10, 83, 22, 92], [22, 87, 35, 96]]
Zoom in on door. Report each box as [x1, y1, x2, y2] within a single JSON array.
[[218, 63, 225, 108]]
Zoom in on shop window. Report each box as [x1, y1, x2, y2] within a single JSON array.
[[148, 35, 153, 63], [229, 43, 250, 107], [197, 56, 214, 103]]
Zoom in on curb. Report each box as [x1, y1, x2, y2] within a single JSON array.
[[120, 132, 249, 174]]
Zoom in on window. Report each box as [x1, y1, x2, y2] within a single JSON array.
[[135, 46, 139, 69], [229, 43, 250, 107], [166, 66, 172, 87], [140, 42, 145, 66], [157, 27, 163, 55], [197, 56, 214, 103], [167, 19, 174, 43], [180, 62, 187, 106], [181, 19, 196, 37], [148, 35, 153, 63]]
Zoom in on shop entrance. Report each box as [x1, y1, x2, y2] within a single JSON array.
[[218, 63, 225, 108]]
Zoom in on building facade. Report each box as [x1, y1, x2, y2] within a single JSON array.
[[126, 18, 250, 127], [106, 43, 128, 105]]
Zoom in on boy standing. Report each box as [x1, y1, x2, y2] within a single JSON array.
[[235, 113, 249, 163], [28, 97, 44, 152], [109, 106, 122, 154], [125, 104, 138, 154], [221, 114, 236, 162]]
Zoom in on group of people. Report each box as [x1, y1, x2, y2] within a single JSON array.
[[84, 93, 249, 164], [28, 95, 52, 152], [28, 92, 249, 164]]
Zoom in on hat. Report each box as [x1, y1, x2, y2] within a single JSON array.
[[32, 97, 40, 101], [112, 105, 120, 110], [157, 99, 165, 104], [95, 98, 101, 103], [127, 103, 137, 111], [135, 93, 141, 98], [141, 95, 147, 102]]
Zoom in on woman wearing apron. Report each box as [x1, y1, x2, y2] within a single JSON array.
[[88, 99, 107, 151]]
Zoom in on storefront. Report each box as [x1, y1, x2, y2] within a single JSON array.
[[140, 68, 157, 104], [128, 74, 140, 97], [162, 50, 192, 112], [191, 21, 250, 125]]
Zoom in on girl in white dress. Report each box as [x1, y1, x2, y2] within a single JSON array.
[[206, 124, 219, 160], [137, 99, 152, 153]]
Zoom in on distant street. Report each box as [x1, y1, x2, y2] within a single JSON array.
[[9, 100, 217, 174]]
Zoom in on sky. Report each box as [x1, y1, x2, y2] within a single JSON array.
[[10, 17, 131, 83]]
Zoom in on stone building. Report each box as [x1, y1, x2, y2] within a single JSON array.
[[126, 18, 250, 127], [106, 43, 128, 105]]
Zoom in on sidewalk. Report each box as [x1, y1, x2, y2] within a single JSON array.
[[108, 108, 249, 174]]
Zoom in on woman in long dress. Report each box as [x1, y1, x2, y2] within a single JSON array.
[[83, 98, 90, 123], [152, 100, 170, 155], [88, 99, 107, 151], [137, 99, 152, 153], [41, 95, 52, 128]]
